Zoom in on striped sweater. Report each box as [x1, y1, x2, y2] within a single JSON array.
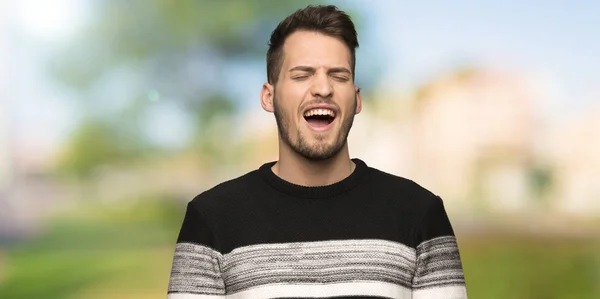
[[167, 159, 468, 299]]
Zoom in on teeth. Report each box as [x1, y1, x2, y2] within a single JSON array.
[[304, 108, 335, 117]]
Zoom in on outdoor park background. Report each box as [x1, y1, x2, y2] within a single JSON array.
[[1, 0, 600, 298]]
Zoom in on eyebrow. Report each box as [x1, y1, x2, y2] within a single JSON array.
[[288, 66, 352, 75]]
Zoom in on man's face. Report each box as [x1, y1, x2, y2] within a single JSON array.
[[264, 30, 361, 160]]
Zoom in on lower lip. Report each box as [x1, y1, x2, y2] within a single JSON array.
[[304, 118, 335, 132]]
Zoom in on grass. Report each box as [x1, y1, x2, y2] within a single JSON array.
[[0, 199, 183, 299], [459, 233, 600, 299], [1, 203, 598, 298], [0, 219, 178, 299], [1, 247, 174, 299]]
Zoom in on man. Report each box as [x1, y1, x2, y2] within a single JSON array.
[[167, 5, 468, 299]]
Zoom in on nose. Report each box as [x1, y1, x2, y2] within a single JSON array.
[[309, 70, 333, 98]]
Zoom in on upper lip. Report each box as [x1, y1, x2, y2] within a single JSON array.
[[302, 104, 338, 117]]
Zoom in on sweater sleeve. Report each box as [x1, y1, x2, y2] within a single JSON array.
[[167, 201, 226, 298], [412, 196, 468, 299]]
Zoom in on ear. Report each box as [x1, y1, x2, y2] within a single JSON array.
[[261, 82, 275, 113], [354, 86, 362, 114]]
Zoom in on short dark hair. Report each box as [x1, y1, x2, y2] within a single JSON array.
[[266, 5, 359, 84]]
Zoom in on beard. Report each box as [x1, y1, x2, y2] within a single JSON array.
[[273, 90, 356, 161]]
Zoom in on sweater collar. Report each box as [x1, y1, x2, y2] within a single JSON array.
[[259, 158, 367, 199]]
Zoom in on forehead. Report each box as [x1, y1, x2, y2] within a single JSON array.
[[282, 30, 351, 69]]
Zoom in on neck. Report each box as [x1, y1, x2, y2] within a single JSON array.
[[272, 141, 356, 187]]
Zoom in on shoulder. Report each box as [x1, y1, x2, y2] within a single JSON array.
[[367, 166, 440, 204], [369, 167, 456, 240], [365, 166, 454, 246], [189, 167, 261, 211], [365, 166, 448, 220]]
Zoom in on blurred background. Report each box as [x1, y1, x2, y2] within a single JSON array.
[[1, 0, 599, 298]]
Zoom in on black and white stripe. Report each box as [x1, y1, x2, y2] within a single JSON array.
[[413, 236, 466, 290], [168, 243, 225, 296], [221, 239, 416, 293], [168, 237, 466, 298]]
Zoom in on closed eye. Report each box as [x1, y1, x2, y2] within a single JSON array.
[[333, 76, 350, 82], [292, 75, 310, 81]]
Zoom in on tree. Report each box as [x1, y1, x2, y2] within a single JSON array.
[[49, 0, 366, 176]]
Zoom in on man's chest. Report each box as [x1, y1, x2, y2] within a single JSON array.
[[216, 197, 414, 252]]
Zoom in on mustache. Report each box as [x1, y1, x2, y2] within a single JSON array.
[[299, 98, 340, 112]]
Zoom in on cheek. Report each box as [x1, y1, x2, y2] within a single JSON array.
[[341, 91, 357, 113], [278, 89, 304, 118]]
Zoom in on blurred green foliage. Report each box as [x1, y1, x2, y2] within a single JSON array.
[[52, 0, 331, 89], [49, 0, 366, 178], [56, 118, 149, 178]]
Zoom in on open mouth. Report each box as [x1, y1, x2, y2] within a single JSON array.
[[304, 108, 336, 130]]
